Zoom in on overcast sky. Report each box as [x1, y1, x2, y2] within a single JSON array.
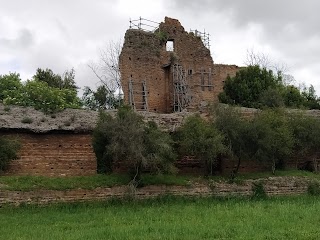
[[1, 0, 319, 94]]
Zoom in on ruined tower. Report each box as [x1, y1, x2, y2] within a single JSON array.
[[119, 17, 239, 113]]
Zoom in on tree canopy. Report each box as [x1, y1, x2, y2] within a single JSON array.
[[219, 65, 320, 109], [0, 69, 82, 113]]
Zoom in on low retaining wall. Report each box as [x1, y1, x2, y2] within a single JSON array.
[[0, 177, 311, 205]]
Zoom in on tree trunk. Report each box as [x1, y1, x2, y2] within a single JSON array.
[[231, 157, 241, 180], [312, 156, 318, 173], [271, 158, 276, 175]]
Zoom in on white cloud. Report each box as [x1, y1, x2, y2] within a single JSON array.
[[0, 0, 319, 95]]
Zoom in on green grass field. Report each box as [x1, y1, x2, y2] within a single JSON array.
[[1, 196, 320, 239], [1, 170, 319, 191]]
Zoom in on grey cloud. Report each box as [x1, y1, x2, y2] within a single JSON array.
[[0, 29, 34, 49]]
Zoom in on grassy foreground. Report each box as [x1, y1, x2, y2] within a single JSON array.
[[1, 196, 320, 239], [1, 170, 319, 191]]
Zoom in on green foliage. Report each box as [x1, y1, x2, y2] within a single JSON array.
[[0, 137, 21, 172], [2, 197, 320, 239], [92, 111, 114, 173], [282, 85, 305, 108], [93, 107, 176, 179], [251, 182, 267, 199], [289, 113, 320, 171], [219, 65, 320, 109], [21, 117, 33, 124], [177, 114, 226, 175], [82, 85, 122, 110], [302, 85, 320, 109], [259, 88, 284, 108], [252, 109, 294, 174], [1, 70, 82, 113], [33, 68, 77, 90], [213, 106, 256, 178], [155, 30, 168, 44], [307, 182, 320, 196], [143, 121, 177, 174], [219, 65, 281, 108], [0, 72, 23, 101]]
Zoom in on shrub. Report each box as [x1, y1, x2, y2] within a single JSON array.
[[93, 107, 177, 180], [251, 182, 267, 199], [307, 182, 320, 196], [176, 114, 226, 175], [0, 137, 21, 172], [21, 117, 33, 124]]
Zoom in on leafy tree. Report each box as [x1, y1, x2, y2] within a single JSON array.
[[92, 107, 176, 182], [92, 111, 115, 173], [282, 85, 305, 108], [3, 80, 81, 113], [82, 85, 121, 110], [0, 137, 20, 172], [0, 73, 23, 101], [289, 113, 320, 172], [214, 106, 256, 178], [33, 68, 77, 90], [259, 88, 284, 108], [302, 85, 320, 109], [219, 65, 281, 108], [143, 121, 177, 174], [252, 109, 294, 174], [1, 70, 81, 113], [177, 114, 226, 175]]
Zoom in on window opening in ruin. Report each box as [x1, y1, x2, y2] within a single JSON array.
[[166, 40, 174, 51], [188, 69, 193, 75]]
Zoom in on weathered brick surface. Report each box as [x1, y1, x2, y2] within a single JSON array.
[[119, 17, 239, 113], [0, 177, 310, 205], [3, 132, 96, 176]]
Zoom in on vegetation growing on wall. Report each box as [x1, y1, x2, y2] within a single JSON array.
[[0, 137, 20, 172]]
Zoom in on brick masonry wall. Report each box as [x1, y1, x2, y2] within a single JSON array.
[[0, 177, 310, 205], [3, 132, 96, 176], [119, 17, 240, 113]]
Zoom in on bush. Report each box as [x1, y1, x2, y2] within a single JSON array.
[[0, 137, 21, 172], [307, 182, 320, 196], [251, 182, 267, 199], [93, 107, 176, 180], [176, 114, 226, 175], [21, 117, 33, 124]]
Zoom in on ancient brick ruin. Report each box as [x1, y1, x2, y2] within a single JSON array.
[[119, 17, 239, 113]]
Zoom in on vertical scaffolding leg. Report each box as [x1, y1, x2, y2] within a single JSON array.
[[128, 79, 135, 110], [142, 80, 149, 111]]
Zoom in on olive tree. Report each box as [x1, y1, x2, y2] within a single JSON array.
[[177, 114, 226, 175]]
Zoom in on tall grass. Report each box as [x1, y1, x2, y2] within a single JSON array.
[[1, 196, 320, 239]]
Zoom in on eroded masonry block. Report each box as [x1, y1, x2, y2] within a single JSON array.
[[119, 16, 239, 113]]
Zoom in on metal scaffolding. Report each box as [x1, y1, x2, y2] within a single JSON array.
[[128, 79, 149, 111], [129, 17, 160, 32], [190, 29, 211, 49], [173, 64, 191, 112]]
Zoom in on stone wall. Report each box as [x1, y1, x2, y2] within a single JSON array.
[[0, 177, 310, 205], [119, 17, 240, 113], [3, 132, 96, 176]]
